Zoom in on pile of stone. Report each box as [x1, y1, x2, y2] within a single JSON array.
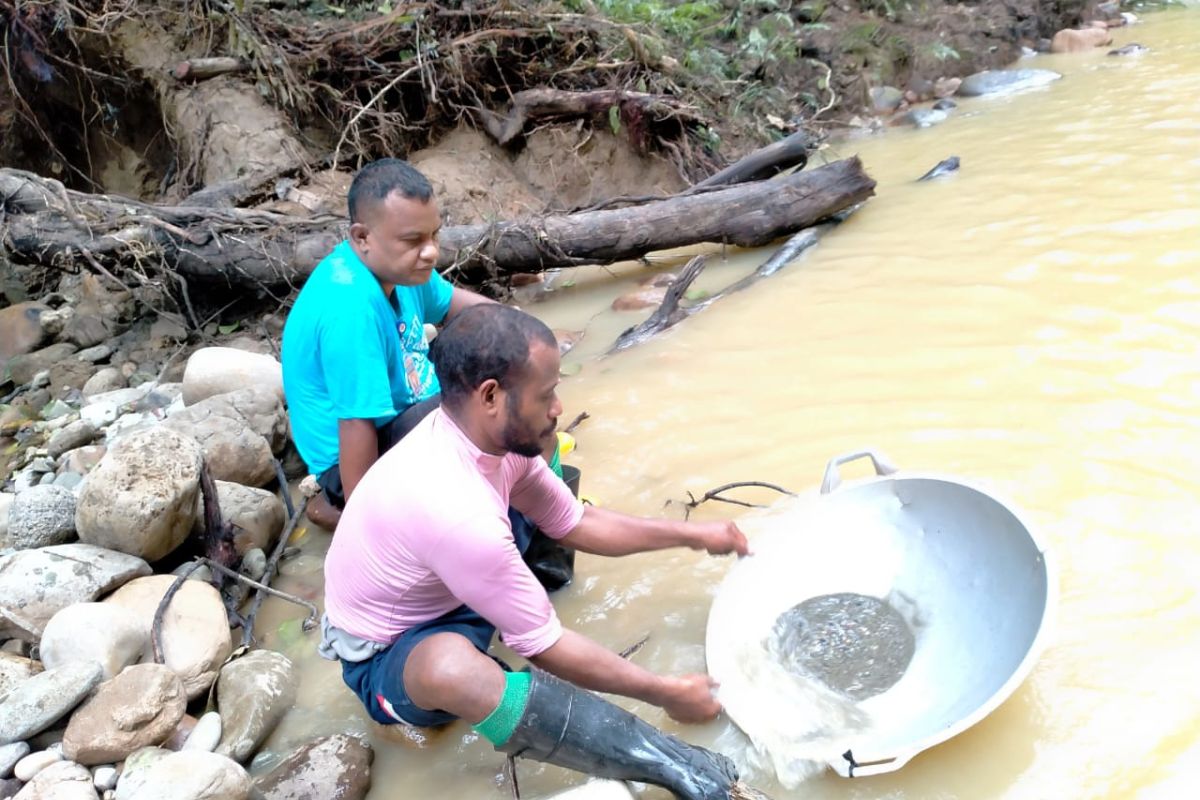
[[1, 325, 373, 799]]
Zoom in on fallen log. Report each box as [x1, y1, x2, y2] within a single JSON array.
[[692, 130, 815, 189], [0, 159, 873, 287]]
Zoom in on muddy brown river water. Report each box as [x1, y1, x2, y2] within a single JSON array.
[[252, 6, 1200, 798]]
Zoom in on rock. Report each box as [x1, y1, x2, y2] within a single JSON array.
[[160, 715, 197, 753], [64, 314, 117, 351], [214, 651, 297, 763], [932, 98, 957, 111], [5, 486, 76, 550], [62, 664, 186, 766], [0, 661, 103, 746], [869, 85, 904, 113], [52, 474, 82, 492], [611, 287, 667, 311], [1049, 27, 1112, 53], [0, 494, 12, 546], [552, 329, 584, 356], [1108, 43, 1148, 56], [39, 603, 147, 681], [113, 751, 250, 800], [48, 362, 98, 396], [181, 714, 220, 753], [31, 372, 51, 390], [170, 563, 211, 584], [13, 750, 61, 782], [1121, 11, 1138, 26], [47, 422, 97, 460], [253, 734, 373, 800], [162, 417, 272, 488], [172, 387, 287, 453], [103, 576, 232, 700], [0, 303, 47, 368], [181, 348, 283, 407], [0, 545, 151, 641], [91, 767, 117, 792], [957, 69, 1061, 97], [1, 743, 30, 779], [0, 654, 42, 702], [933, 78, 961, 99], [109, 747, 168, 798], [8, 345, 79, 388], [75, 428, 202, 562], [240, 549, 266, 582], [199, 482, 284, 557], [57, 447, 106, 478], [900, 108, 950, 128], [79, 370, 126, 400], [74, 346, 113, 365], [12, 760, 97, 800]]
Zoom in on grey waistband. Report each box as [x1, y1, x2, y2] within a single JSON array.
[[317, 614, 389, 663]]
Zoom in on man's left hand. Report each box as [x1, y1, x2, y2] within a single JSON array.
[[686, 520, 750, 557]]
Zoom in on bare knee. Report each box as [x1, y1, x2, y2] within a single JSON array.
[[403, 633, 506, 723]]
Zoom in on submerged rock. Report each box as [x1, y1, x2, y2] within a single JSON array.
[[103, 576, 232, 700], [957, 69, 1061, 97], [253, 734, 373, 800], [63, 664, 187, 765], [1108, 43, 1148, 56], [39, 603, 147, 680], [0, 545, 151, 641], [0, 661, 103, 745], [214, 652, 297, 763], [75, 427, 203, 562]]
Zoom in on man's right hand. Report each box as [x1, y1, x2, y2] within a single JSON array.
[[658, 674, 722, 724]]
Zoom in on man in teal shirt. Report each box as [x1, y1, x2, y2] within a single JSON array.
[[282, 159, 490, 528]]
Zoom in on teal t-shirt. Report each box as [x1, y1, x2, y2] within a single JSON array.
[[281, 241, 454, 474]]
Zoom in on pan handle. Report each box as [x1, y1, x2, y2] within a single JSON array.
[[820, 449, 898, 494]]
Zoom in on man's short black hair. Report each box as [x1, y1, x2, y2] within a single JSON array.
[[431, 305, 558, 409], [347, 159, 434, 223]]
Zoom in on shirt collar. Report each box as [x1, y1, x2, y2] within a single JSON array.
[[433, 407, 505, 475]]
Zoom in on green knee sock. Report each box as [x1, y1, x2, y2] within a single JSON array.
[[473, 671, 532, 746]]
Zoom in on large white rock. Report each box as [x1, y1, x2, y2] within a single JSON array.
[[12, 759, 98, 800], [102, 576, 232, 700], [0, 545, 151, 641], [40, 603, 148, 681], [75, 428, 203, 562], [0, 493, 15, 544], [182, 348, 283, 407], [214, 651, 297, 763], [63, 664, 187, 766], [0, 661, 103, 746], [114, 750, 250, 800]]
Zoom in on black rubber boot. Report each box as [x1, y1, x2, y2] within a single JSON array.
[[497, 669, 738, 800]]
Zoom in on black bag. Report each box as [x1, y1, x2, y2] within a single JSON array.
[[520, 464, 580, 592]]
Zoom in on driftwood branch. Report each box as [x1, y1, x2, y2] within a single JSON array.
[[479, 88, 704, 147], [241, 493, 310, 649], [172, 57, 248, 82], [201, 558, 320, 632], [151, 561, 205, 665], [693, 130, 815, 189], [609, 213, 849, 354]]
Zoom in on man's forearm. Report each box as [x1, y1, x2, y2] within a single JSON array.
[[337, 418, 379, 500], [530, 630, 669, 705], [562, 506, 693, 557]]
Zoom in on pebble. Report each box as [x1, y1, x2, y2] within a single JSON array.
[[54, 472, 84, 491], [14, 748, 62, 781], [31, 371, 51, 389], [182, 713, 221, 753], [41, 400, 74, 421], [0, 742, 30, 778], [76, 345, 114, 364], [241, 549, 267, 582], [92, 764, 118, 791]]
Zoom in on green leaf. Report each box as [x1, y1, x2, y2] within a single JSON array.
[[684, 288, 710, 301], [217, 322, 240, 335], [560, 362, 583, 377], [378, 1, 392, 13], [608, 105, 621, 136]]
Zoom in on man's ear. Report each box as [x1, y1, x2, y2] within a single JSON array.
[[478, 378, 502, 416], [349, 222, 370, 249]]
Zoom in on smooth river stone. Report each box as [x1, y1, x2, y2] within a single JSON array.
[[214, 651, 297, 763], [0, 742, 31, 778], [182, 714, 221, 753], [0, 662, 103, 746]]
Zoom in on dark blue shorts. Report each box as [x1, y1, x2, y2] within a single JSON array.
[[339, 509, 541, 728]]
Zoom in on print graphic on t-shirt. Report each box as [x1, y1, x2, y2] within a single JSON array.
[[399, 315, 436, 400]]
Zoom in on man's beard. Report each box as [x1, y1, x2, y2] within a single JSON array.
[[503, 398, 553, 458]]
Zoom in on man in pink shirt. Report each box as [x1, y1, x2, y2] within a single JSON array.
[[321, 304, 751, 799]]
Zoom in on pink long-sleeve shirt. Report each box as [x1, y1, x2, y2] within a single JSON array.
[[322, 407, 584, 658]]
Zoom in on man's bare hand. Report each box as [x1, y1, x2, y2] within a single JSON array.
[[686, 520, 750, 557], [658, 674, 722, 724]]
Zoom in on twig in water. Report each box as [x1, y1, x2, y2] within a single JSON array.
[[563, 411, 590, 435], [678, 481, 795, 520], [618, 634, 650, 660], [151, 561, 205, 664], [241, 493, 310, 649], [506, 754, 521, 800], [201, 557, 320, 632]]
